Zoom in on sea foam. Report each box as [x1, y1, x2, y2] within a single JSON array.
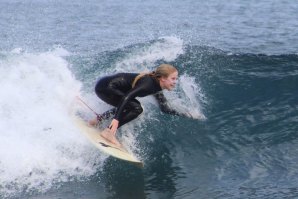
[[0, 48, 104, 197]]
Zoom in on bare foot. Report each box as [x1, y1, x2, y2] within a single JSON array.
[[100, 129, 121, 147]]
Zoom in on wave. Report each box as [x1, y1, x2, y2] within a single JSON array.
[[2, 38, 298, 198]]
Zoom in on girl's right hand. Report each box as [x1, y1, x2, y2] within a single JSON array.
[[109, 119, 119, 135]]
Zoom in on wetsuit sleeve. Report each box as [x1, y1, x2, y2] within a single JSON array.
[[154, 92, 187, 116], [113, 84, 147, 121]]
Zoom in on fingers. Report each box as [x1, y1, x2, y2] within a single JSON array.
[[109, 125, 117, 134], [109, 119, 119, 135]]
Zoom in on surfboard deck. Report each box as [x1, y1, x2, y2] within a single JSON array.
[[73, 116, 143, 167]]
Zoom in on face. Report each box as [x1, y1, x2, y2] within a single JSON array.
[[160, 71, 178, 91]]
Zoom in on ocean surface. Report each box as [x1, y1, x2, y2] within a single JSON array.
[[1, 0, 298, 198]]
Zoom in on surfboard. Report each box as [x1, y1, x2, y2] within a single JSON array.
[[73, 116, 143, 167]]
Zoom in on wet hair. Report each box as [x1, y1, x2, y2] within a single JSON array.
[[132, 64, 177, 88]]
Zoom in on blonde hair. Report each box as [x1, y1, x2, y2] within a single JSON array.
[[132, 64, 177, 88]]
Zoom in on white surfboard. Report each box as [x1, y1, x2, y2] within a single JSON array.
[[73, 116, 143, 167]]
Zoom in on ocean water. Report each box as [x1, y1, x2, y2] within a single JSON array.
[[0, 0, 298, 198]]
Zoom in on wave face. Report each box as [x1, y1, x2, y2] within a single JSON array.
[[1, 37, 298, 198], [75, 40, 298, 198]]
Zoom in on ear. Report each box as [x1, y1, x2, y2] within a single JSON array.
[[160, 76, 167, 82], [159, 77, 167, 89]]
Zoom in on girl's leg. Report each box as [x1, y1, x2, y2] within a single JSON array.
[[118, 99, 143, 127]]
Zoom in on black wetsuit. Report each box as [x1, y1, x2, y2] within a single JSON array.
[[95, 73, 182, 127]]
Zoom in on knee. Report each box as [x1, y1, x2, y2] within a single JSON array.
[[133, 104, 143, 116], [95, 85, 103, 97]]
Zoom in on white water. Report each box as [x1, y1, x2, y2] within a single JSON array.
[[114, 36, 185, 73], [0, 48, 104, 197]]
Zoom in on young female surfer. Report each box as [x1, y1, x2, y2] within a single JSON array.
[[89, 64, 192, 145]]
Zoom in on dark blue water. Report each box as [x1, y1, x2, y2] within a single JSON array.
[[1, 1, 298, 198]]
